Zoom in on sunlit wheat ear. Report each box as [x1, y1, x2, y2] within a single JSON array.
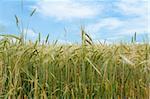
[[15, 15, 19, 27], [80, 28, 93, 46], [45, 34, 49, 44], [30, 8, 36, 17], [38, 33, 41, 43]]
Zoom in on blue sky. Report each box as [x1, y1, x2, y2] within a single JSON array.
[[0, 0, 149, 43]]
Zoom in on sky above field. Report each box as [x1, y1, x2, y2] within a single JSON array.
[[0, 0, 149, 43]]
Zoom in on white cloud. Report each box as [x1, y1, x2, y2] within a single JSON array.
[[34, 1, 101, 20], [24, 29, 38, 39], [57, 39, 72, 44], [114, 0, 149, 35], [115, 0, 148, 17], [87, 17, 148, 40], [87, 0, 149, 41], [87, 17, 123, 33]]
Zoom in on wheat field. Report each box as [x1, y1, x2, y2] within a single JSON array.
[[0, 30, 150, 99]]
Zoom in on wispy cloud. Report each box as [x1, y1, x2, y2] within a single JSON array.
[[114, 0, 149, 35], [86, 0, 149, 42], [57, 39, 72, 44], [34, 1, 102, 20], [24, 29, 38, 40], [87, 17, 123, 33], [115, 0, 148, 17]]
